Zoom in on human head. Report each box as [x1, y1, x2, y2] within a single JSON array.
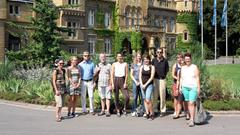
[[143, 54, 151, 65], [70, 56, 78, 66], [176, 53, 183, 64], [156, 48, 164, 58], [99, 53, 106, 63], [133, 52, 142, 64], [116, 52, 123, 63], [184, 52, 192, 66], [57, 59, 64, 69], [83, 51, 90, 61]]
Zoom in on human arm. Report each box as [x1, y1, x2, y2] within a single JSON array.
[[111, 63, 115, 88], [195, 65, 201, 96], [124, 63, 128, 89], [139, 66, 143, 88], [143, 66, 155, 88], [52, 70, 60, 96], [171, 63, 177, 80], [130, 66, 139, 86]]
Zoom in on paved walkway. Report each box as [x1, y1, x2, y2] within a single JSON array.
[[0, 100, 240, 135], [205, 56, 240, 65]]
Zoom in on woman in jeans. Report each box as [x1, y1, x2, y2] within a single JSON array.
[[52, 59, 66, 122], [130, 53, 143, 116], [179, 53, 200, 127], [139, 55, 155, 120]]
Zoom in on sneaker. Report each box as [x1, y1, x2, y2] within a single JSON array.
[[131, 112, 136, 117], [98, 111, 105, 116], [173, 115, 180, 119], [148, 115, 154, 121], [71, 112, 76, 117], [143, 113, 149, 119], [117, 112, 121, 117], [90, 112, 95, 115], [188, 120, 195, 127], [122, 110, 127, 116], [105, 112, 111, 117], [159, 112, 166, 117], [67, 112, 71, 117]]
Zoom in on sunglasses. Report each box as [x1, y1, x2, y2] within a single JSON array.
[[84, 55, 89, 57], [59, 63, 64, 65], [157, 51, 163, 54]]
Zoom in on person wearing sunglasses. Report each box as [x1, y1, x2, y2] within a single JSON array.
[[152, 48, 169, 117], [52, 59, 67, 122], [78, 51, 96, 115]]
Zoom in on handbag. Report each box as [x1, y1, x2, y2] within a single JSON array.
[[172, 83, 179, 97], [194, 98, 207, 125]]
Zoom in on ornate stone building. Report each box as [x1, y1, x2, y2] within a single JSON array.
[[0, 0, 198, 61]]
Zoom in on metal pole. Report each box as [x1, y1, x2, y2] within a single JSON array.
[[201, 0, 204, 59], [226, 8, 228, 64], [214, 12, 217, 65]]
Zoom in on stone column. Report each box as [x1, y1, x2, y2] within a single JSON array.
[[161, 34, 167, 58], [0, 22, 5, 62]]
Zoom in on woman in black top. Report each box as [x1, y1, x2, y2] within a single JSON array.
[[139, 55, 155, 120]]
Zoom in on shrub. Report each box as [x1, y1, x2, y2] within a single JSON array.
[[0, 62, 15, 80]]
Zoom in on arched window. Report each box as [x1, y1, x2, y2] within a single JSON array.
[[170, 17, 175, 32], [104, 12, 110, 28], [105, 39, 111, 54]]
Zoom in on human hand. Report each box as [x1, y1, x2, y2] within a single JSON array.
[[55, 90, 60, 96], [123, 83, 127, 89]]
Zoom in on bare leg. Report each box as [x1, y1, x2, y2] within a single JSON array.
[[72, 95, 78, 114], [101, 99, 106, 112], [106, 99, 110, 113]]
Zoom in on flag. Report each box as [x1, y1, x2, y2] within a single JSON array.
[[221, 0, 228, 27], [199, 0, 203, 25], [212, 0, 217, 26]]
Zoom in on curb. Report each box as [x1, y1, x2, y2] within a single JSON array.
[[1, 99, 240, 115]]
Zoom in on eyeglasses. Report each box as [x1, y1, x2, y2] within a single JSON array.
[[157, 51, 163, 54]]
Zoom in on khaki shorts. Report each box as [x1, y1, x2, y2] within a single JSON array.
[[55, 94, 64, 107], [98, 86, 111, 99]]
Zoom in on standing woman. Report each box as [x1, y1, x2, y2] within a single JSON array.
[[171, 53, 185, 119], [179, 53, 200, 127], [67, 56, 81, 117], [52, 59, 67, 122], [139, 55, 155, 120], [111, 52, 130, 117], [130, 53, 143, 116]]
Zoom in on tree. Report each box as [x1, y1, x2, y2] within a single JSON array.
[[7, 0, 71, 66]]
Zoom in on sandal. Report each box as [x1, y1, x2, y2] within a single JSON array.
[[56, 117, 62, 122]]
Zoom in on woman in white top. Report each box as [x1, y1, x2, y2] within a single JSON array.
[[179, 53, 200, 127], [111, 52, 129, 117]]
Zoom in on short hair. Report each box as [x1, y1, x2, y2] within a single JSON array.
[[184, 52, 191, 59], [99, 53, 106, 58], [116, 52, 123, 56], [177, 53, 183, 58], [156, 48, 163, 52], [143, 54, 151, 60]]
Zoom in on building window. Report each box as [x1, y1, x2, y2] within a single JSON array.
[[185, 0, 188, 8], [68, 0, 79, 4], [88, 10, 95, 27], [154, 17, 160, 27], [104, 12, 110, 28], [162, 16, 167, 32], [9, 5, 20, 15], [8, 35, 20, 51], [170, 17, 175, 32], [136, 11, 140, 25], [183, 31, 188, 41], [105, 39, 111, 54], [125, 12, 129, 27], [67, 22, 78, 39], [69, 47, 78, 54], [88, 38, 95, 54]]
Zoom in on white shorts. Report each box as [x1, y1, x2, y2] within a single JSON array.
[[55, 95, 64, 107], [98, 86, 111, 99]]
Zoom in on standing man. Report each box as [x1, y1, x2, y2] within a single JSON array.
[[78, 51, 95, 115], [95, 53, 112, 117], [111, 52, 130, 117], [152, 48, 169, 116]]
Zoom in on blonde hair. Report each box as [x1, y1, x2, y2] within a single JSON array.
[[71, 56, 78, 61]]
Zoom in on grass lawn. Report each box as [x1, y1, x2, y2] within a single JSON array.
[[207, 64, 240, 90]]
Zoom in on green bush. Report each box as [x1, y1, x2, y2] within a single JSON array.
[[203, 99, 240, 111], [0, 62, 15, 80]]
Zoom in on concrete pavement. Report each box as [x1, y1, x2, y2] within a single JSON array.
[[0, 100, 240, 135]]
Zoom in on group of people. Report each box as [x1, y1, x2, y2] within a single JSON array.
[[52, 48, 200, 127]]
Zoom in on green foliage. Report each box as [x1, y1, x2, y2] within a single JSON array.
[[130, 32, 142, 51], [0, 62, 15, 80], [203, 99, 240, 111], [236, 48, 240, 57], [7, 0, 70, 65]]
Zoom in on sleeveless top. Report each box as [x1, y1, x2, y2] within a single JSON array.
[[173, 63, 181, 83], [55, 68, 66, 94], [131, 63, 142, 81], [181, 64, 197, 88], [69, 68, 80, 83], [114, 62, 127, 77], [141, 65, 153, 85]]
